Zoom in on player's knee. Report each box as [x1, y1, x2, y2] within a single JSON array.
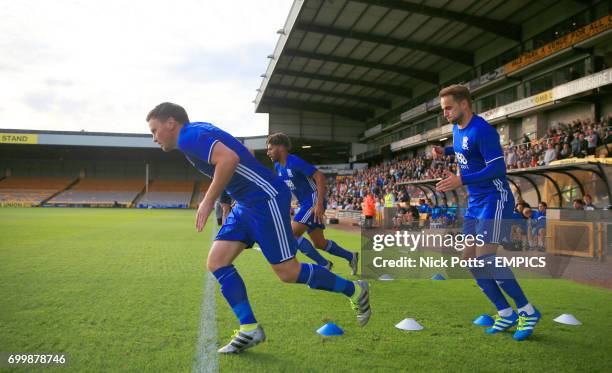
[[207, 256, 228, 273], [206, 259, 220, 273], [312, 239, 326, 251], [274, 262, 300, 283], [276, 267, 300, 283], [277, 270, 298, 283]]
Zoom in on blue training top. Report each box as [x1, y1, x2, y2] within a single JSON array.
[[274, 154, 318, 206], [450, 114, 512, 199], [177, 122, 286, 206]]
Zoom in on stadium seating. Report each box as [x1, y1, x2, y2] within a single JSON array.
[[0, 176, 75, 205], [194, 182, 209, 205], [48, 178, 144, 206], [137, 180, 195, 208]]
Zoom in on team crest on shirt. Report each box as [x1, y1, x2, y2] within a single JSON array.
[[462, 136, 469, 150]]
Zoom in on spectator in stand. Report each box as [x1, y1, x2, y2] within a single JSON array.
[[543, 128, 553, 142], [560, 142, 573, 159], [397, 187, 410, 208], [586, 128, 599, 156], [506, 146, 517, 169], [522, 133, 531, 147], [571, 133, 582, 156], [572, 198, 585, 210], [554, 143, 562, 160], [543, 142, 557, 165], [560, 129, 571, 145], [515, 199, 531, 214], [551, 129, 561, 144], [353, 198, 363, 211], [583, 194, 596, 210], [604, 128, 612, 145], [577, 133, 589, 157]]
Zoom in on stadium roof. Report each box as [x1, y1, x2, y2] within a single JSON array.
[[254, 0, 569, 123]]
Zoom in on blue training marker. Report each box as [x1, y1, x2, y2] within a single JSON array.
[[473, 314, 495, 327], [431, 274, 446, 280], [316, 322, 344, 336]]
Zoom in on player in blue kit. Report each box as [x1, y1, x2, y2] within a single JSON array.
[[266, 133, 359, 275], [434, 85, 540, 341], [146, 103, 371, 354]]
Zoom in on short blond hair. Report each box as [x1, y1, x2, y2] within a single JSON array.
[[439, 84, 472, 106]]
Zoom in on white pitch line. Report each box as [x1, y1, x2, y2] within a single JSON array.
[[193, 222, 219, 373]]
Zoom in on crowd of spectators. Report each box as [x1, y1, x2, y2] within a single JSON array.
[[327, 115, 611, 211], [505, 116, 611, 169]]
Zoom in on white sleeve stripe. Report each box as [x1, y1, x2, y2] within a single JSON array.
[[207, 140, 219, 164], [485, 155, 504, 164]]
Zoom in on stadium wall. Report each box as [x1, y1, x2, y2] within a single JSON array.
[[546, 103, 595, 127]]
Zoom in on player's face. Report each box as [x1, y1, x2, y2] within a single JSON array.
[[149, 118, 177, 152], [440, 95, 464, 124], [266, 144, 282, 162]]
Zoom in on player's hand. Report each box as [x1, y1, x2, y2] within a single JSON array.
[[431, 145, 444, 159], [314, 202, 326, 224], [435, 170, 462, 192], [195, 200, 214, 232]]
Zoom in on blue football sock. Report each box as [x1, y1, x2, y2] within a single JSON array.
[[469, 256, 511, 312], [324, 240, 354, 263], [212, 265, 256, 325], [296, 263, 355, 297], [296, 236, 329, 266], [483, 253, 529, 309]]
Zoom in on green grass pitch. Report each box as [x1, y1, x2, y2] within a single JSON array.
[[1, 208, 611, 372]]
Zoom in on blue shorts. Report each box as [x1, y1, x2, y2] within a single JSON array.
[[463, 192, 515, 244], [294, 200, 326, 232], [215, 190, 297, 264], [532, 225, 545, 236]]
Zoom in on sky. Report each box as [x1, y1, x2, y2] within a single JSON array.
[[0, 0, 293, 136]]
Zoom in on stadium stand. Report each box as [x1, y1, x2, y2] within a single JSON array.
[[0, 176, 76, 206], [47, 178, 144, 207], [193, 181, 209, 206], [137, 180, 195, 209], [327, 113, 611, 211]]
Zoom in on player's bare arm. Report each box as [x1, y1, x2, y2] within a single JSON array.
[[312, 170, 327, 224], [196, 142, 239, 232]]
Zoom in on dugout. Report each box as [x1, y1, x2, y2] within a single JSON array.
[[400, 160, 612, 260]]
